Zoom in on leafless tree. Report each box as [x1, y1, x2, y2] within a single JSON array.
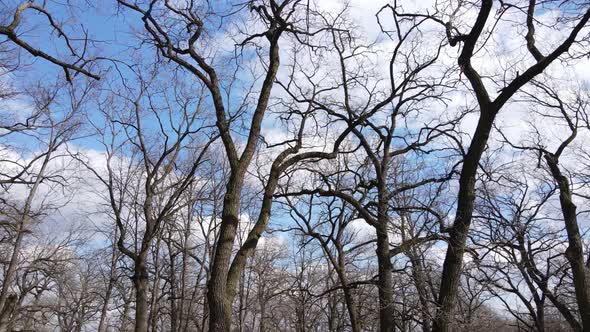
[[114, 2, 364, 330], [470, 163, 579, 331], [78, 68, 217, 331], [1, 2, 590, 332], [391, 2, 590, 330], [283, 193, 368, 332], [0, 80, 94, 331], [274, 2, 461, 329], [486, 77, 590, 331]]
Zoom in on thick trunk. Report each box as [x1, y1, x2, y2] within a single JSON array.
[[433, 185, 475, 332], [433, 109, 495, 332], [432, 3, 590, 329], [376, 224, 395, 332], [207, 223, 238, 331], [211, 160, 282, 331], [134, 254, 150, 332], [207, 180, 242, 332], [546, 155, 590, 330], [207, 21, 282, 332]]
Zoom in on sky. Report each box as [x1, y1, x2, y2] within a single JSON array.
[[1, 0, 590, 317], [0, 0, 588, 225]]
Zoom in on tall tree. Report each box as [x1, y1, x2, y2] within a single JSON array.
[[393, 2, 590, 329], [79, 70, 217, 332], [116, 2, 357, 330]]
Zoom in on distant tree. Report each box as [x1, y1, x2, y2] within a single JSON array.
[[0, 81, 93, 332], [79, 70, 216, 331]]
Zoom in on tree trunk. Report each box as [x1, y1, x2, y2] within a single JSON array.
[[409, 249, 431, 332], [98, 272, 115, 332], [98, 231, 119, 332], [134, 253, 150, 332], [0, 295, 17, 332], [169, 248, 178, 332], [149, 238, 162, 332], [337, 266, 360, 332], [207, 178, 242, 332], [376, 223, 395, 332], [258, 300, 266, 332], [433, 109, 496, 332], [0, 225, 24, 332], [545, 154, 590, 330]]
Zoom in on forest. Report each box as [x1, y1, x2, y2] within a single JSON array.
[[0, 0, 589, 331]]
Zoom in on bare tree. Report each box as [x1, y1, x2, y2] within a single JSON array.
[[470, 163, 580, 331], [78, 68, 217, 331], [2, 2, 590, 332], [284, 194, 365, 332], [391, 2, 590, 329], [275, 2, 460, 330], [490, 77, 590, 330], [0, 80, 93, 331], [114, 2, 364, 330]]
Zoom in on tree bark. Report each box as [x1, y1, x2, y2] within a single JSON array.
[[545, 154, 590, 330], [376, 222, 395, 332], [207, 177, 243, 332], [133, 252, 150, 332], [409, 249, 432, 332], [433, 108, 496, 332]]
